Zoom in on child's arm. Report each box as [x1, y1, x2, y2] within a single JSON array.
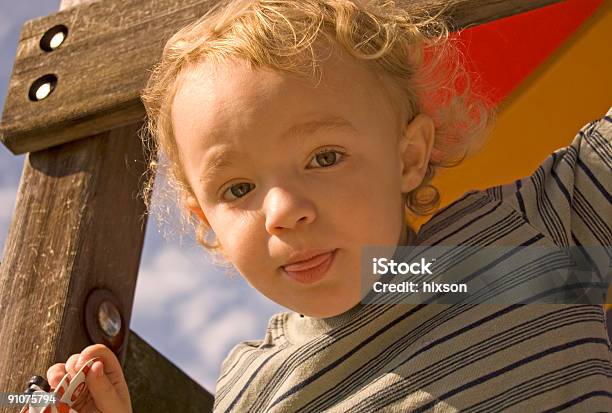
[[500, 107, 612, 297]]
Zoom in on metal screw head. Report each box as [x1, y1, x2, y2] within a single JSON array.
[[97, 300, 122, 337], [85, 289, 126, 353]]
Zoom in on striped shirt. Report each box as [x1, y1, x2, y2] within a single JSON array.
[[213, 107, 612, 412]]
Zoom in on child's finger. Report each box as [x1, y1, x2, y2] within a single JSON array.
[[46, 363, 67, 388], [65, 353, 81, 375], [74, 344, 131, 405], [86, 360, 127, 412], [74, 344, 122, 376]]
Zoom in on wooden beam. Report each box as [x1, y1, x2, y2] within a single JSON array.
[[0, 123, 149, 413], [0, 0, 216, 407], [0, 0, 562, 155], [124, 330, 215, 412], [0, 0, 208, 410]]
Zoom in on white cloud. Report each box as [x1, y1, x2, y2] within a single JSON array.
[[133, 246, 206, 317], [132, 242, 286, 394], [196, 307, 261, 369], [172, 288, 239, 337]]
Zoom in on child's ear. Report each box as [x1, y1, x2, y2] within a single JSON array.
[[184, 195, 211, 227], [398, 113, 435, 192]]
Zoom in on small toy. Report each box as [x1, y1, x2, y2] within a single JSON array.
[[20, 357, 100, 413]]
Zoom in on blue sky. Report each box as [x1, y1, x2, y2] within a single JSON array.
[[0, 1, 285, 394]]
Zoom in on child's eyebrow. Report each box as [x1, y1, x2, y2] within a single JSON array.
[[199, 114, 355, 185], [282, 115, 355, 140]]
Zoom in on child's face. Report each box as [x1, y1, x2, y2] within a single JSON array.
[[172, 49, 433, 318]]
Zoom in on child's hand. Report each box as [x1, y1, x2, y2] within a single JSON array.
[[46, 344, 132, 413]]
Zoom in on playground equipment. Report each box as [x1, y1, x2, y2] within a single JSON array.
[[3, 1, 593, 411]]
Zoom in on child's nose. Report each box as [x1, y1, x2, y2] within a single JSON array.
[[263, 186, 316, 234]]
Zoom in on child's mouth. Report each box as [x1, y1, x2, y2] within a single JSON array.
[[281, 249, 337, 284]]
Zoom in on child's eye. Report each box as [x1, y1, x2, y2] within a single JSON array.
[[221, 182, 254, 202], [308, 148, 346, 169], [219, 148, 346, 202]]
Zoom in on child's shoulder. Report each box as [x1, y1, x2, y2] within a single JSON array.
[[219, 311, 288, 363]]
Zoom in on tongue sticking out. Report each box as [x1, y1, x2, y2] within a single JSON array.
[[283, 252, 332, 272]]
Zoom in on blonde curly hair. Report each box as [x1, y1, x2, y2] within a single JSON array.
[[139, 0, 494, 263]]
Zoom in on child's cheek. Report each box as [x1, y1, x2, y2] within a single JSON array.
[[215, 209, 263, 257]]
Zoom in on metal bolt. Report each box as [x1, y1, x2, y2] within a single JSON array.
[[85, 289, 126, 353], [97, 300, 122, 338]]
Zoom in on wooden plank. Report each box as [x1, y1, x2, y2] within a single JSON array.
[[0, 123, 149, 413], [124, 330, 215, 412], [424, 0, 565, 28], [0, 0, 562, 155], [0, 0, 215, 411]]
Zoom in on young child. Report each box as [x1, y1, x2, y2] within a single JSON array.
[[46, 0, 611, 411]]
